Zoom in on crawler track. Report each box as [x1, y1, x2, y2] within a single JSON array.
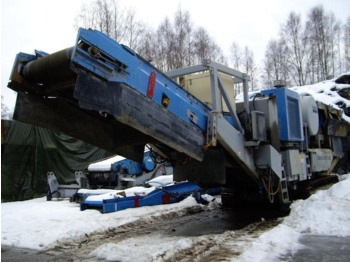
[[290, 175, 339, 200]]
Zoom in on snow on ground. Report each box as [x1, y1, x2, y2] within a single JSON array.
[[233, 174, 350, 262], [1, 174, 350, 261], [1, 194, 200, 251], [283, 174, 350, 237], [231, 224, 303, 262]]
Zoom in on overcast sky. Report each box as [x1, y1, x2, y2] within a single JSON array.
[[1, 0, 349, 110]]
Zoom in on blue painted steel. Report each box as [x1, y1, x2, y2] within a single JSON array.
[[71, 28, 237, 133], [261, 88, 303, 141], [14, 53, 36, 73], [80, 194, 103, 211], [15, 51, 48, 71], [80, 181, 201, 213], [34, 49, 49, 58], [113, 158, 143, 175], [112, 151, 156, 175], [142, 152, 156, 171]]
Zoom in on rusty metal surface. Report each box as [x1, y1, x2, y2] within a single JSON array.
[[327, 118, 349, 137]]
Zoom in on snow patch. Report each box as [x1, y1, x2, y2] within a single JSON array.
[[291, 72, 350, 123], [233, 224, 303, 262], [1, 195, 199, 250], [283, 175, 350, 237], [2, 175, 350, 261], [231, 174, 350, 261]]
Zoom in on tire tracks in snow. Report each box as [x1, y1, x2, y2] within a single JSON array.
[[44, 203, 284, 261]]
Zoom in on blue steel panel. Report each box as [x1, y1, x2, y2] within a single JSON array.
[[103, 203, 118, 213], [83, 182, 202, 213], [163, 181, 201, 193], [13, 53, 37, 73], [261, 88, 303, 141], [139, 191, 164, 206], [104, 199, 135, 213], [71, 28, 238, 132]]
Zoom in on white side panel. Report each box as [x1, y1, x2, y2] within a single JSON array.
[[309, 149, 333, 172], [184, 72, 235, 112], [255, 145, 282, 178]]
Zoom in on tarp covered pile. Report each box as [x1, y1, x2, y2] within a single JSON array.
[[1, 120, 113, 202]]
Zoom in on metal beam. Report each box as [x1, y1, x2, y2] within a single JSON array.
[[217, 74, 244, 133], [209, 65, 222, 112], [164, 64, 208, 78], [202, 59, 251, 81], [243, 78, 250, 116]]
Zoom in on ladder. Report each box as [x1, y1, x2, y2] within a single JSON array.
[[279, 167, 290, 204]]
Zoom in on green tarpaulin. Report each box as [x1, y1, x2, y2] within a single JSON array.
[[1, 120, 113, 202]]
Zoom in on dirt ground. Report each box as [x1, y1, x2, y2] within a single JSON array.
[[4, 204, 349, 261], [2, 204, 286, 261]]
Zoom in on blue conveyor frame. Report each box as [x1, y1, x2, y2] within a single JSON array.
[[80, 181, 203, 213]]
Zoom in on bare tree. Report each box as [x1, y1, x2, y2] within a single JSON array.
[[156, 16, 176, 71], [230, 42, 258, 91], [149, 6, 225, 71], [280, 12, 307, 86], [75, 2, 227, 73], [136, 25, 157, 62], [109, 0, 127, 42], [262, 4, 347, 87], [75, 0, 122, 39], [305, 5, 342, 81], [230, 42, 243, 72], [262, 39, 289, 88], [193, 27, 224, 65], [74, 0, 144, 50], [1, 96, 12, 120], [243, 46, 258, 91], [173, 6, 193, 68], [193, 27, 211, 64], [344, 16, 350, 72], [124, 8, 144, 50], [328, 12, 342, 78], [229, 42, 244, 94]]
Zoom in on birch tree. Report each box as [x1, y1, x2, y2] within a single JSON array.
[[344, 16, 350, 72], [262, 39, 289, 88], [230, 42, 258, 91], [193, 27, 224, 65], [305, 5, 342, 81], [280, 12, 307, 86], [74, 0, 144, 49]]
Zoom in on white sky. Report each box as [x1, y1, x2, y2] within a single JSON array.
[[1, 174, 350, 261], [1, 0, 349, 110]]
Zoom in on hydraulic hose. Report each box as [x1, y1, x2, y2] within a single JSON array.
[[262, 169, 280, 203]]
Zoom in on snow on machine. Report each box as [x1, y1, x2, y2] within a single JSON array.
[[87, 148, 173, 190]]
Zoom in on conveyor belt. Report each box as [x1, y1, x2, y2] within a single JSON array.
[[20, 47, 77, 92]]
